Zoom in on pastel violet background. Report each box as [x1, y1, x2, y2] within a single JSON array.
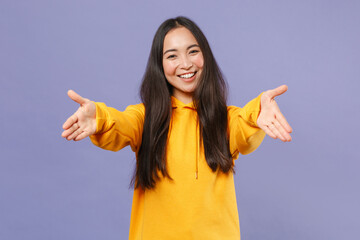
[[1, 0, 359, 239]]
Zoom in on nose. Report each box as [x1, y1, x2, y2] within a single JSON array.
[[180, 55, 193, 69]]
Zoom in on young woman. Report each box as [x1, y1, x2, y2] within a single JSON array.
[[62, 16, 292, 240]]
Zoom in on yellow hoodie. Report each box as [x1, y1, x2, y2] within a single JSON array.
[[90, 94, 265, 240]]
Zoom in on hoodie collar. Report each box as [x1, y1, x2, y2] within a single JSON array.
[[171, 96, 196, 110]]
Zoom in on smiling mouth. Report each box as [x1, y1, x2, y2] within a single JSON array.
[[178, 71, 197, 79]]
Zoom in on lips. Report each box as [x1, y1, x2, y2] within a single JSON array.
[[178, 71, 197, 79]]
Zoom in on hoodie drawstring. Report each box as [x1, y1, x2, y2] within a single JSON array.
[[195, 117, 199, 179]]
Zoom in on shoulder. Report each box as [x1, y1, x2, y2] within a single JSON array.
[[227, 105, 239, 112], [226, 105, 241, 119]]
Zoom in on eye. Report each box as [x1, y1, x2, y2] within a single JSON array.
[[189, 49, 199, 54], [167, 54, 176, 59]]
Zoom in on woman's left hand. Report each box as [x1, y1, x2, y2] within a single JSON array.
[[257, 85, 293, 142]]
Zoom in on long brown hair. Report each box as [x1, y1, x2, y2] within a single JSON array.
[[133, 16, 232, 190]]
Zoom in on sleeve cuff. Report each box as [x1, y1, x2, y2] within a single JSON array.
[[238, 92, 263, 127], [93, 102, 111, 134]]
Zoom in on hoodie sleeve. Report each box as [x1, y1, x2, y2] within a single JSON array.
[[89, 102, 145, 152], [228, 93, 266, 159]]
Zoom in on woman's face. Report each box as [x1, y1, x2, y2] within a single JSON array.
[[162, 27, 204, 104]]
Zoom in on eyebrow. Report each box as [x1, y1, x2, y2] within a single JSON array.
[[163, 44, 200, 56]]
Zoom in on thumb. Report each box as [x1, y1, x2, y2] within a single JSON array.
[[268, 85, 288, 99], [67, 90, 87, 105]]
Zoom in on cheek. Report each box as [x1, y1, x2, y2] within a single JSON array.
[[163, 61, 177, 76], [193, 53, 204, 69]]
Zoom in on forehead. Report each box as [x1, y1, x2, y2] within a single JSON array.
[[163, 27, 199, 50]]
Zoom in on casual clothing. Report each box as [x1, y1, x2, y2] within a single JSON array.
[[90, 94, 265, 240]]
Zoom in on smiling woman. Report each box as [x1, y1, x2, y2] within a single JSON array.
[[62, 16, 292, 240], [137, 17, 236, 192]]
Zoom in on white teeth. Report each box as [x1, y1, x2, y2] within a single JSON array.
[[179, 72, 195, 79]]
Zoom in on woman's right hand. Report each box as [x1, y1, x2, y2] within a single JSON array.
[[61, 90, 97, 141]]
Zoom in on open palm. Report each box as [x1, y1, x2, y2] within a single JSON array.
[[61, 90, 96, 141], [257, 85, 293, 142]]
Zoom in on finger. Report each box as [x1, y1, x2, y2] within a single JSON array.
[[67, 127, 83, 141], [63, 114, 78, 130], [268, 85, 288, 99], [62, 123, 79, 138], [275, 110, 293, 133], [273, 120, 292, 142], [268, 123, 286, 141], [74, 131, 91, 141], [68, 90, 87, 105], [262, 125, 277, 139]]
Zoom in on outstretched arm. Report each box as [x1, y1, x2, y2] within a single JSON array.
[[61, 90, 96, 141], [257, 85, 293, 142]]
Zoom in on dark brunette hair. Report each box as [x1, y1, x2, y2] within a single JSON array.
[[133, 16, 232, 190]]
